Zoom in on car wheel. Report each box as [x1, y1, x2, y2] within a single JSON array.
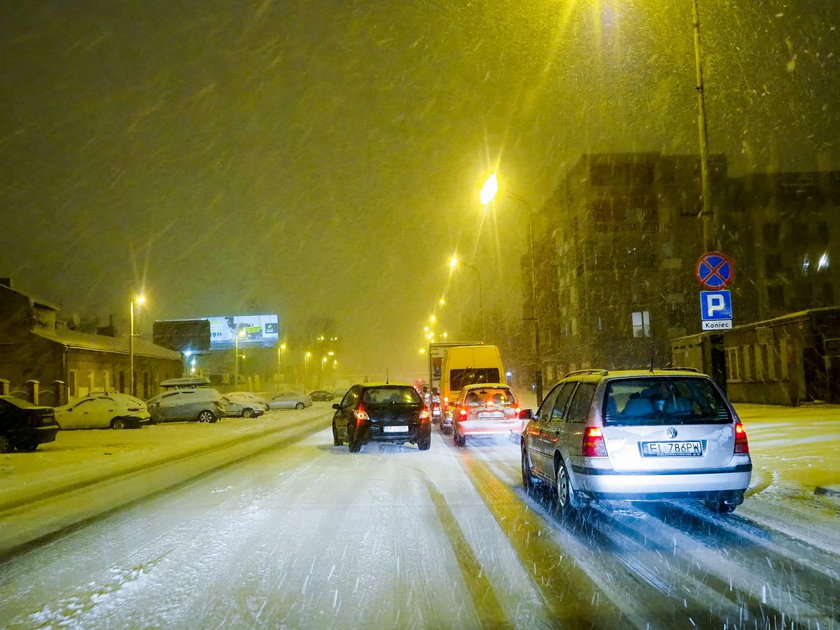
[[295, 402, 305, 410], [521, 444, 540, 496], [705, 498, 737, 514], [348, 435, 361, 453], [418, 430, 431, 451], [197, 410, 215, 423], [0, 434, 12, 453], [111, 417, 128, 430], [16, 440, 38, 452], [453, 427, 466, 447], [553, 459, 579, 517], [332, 421, 343, 446], [242, 408, 255, 418]]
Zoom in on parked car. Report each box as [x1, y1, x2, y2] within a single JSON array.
[[307, 390, 334, 402], [222, 392, 267, 418], [266, 392, 312, 410], [452, 383, 522, 446], [146, 387, 227, 423], [0, 395, 60, 452], [54, 392, 150, 430], [520, 368, 752, 516], [331, 383, 431, 453]]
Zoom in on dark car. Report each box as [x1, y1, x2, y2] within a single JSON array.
[[307, 390, 334, 402], [331, 383, 431, 453], [0, 395, 60, 452]]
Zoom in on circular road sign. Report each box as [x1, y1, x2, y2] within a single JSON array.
[[695, 251, 734, 289]]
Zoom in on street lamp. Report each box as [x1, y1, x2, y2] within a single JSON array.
[[449, 255, 485, 342], [303, 351, 312, 390], [233, 329, 245, 389], [129, 295, 145, 397], [277, 342, 287, 386], [481, 173, 543, 402]]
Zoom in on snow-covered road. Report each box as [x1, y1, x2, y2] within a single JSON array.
[[0, 404, 838, 629]]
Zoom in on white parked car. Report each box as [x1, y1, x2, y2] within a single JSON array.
[[54, 392, 150, 430], [265, 391, 312, 410], [223, 392, 269, 418]]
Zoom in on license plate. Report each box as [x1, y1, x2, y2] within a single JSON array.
[[383, 425, 408, 433], [641, 441, 703, 457], [478, 412, 504, 419]]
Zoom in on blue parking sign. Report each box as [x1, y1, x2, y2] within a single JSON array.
[[700, 290, 733, 330]]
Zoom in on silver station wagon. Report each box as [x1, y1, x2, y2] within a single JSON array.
[[521, 368, 752, 515]]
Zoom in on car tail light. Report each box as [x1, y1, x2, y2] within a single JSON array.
[[354, 407, 369, 423], [419, 408, 430, 422], [28, 413, 46, 427], [734, 422, 749, 454], [513, 406, 521, 417], [458, 407, 467, 418], [582, 426, 608, 457]]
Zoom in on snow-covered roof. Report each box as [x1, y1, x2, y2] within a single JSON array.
[[32, 328, 181, 360]]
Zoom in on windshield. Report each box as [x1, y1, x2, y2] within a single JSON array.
[[603, 377, 732, 426]]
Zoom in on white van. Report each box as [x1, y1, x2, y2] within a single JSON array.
[[439, 345, 505, 433]]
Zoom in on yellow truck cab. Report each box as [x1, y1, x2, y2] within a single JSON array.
[[439, 344, 505, 433]]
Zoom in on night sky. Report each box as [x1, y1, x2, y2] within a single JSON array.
[[1, 0, 838, 378]]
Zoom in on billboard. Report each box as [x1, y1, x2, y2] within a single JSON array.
[[153, 319, 211, 353], [202, 314, 280, 349]]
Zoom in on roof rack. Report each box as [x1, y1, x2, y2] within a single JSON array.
[[562, 369, 609, 378]]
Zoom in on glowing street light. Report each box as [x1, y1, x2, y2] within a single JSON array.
[[480, 172, 543, 402], [129, 294, 146, 397]]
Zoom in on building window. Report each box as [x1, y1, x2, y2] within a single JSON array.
[[767, 285, 785, 309], [765, 254, 783, 277], [631, 311, 651, 338], [763, 223, 780, 248]]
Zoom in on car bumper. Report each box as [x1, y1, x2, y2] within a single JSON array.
[[457, 419, 524, 436], [363, 423, 429, 443], [34, 425, 59, 444], [572, 463, 752, 498]]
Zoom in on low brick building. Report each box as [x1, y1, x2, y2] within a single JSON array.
[[0, 282, 182, 405]]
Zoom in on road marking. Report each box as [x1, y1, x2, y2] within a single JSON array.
[[423, 477, 511, 630], [459, 453, 626, 629]]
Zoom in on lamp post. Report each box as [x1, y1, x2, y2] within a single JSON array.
[[233, 329, 245, 389], [481, 173, 544, 403], [303, 351, 312, 391], [691, 0, 713, 252], [277, 342, 287, 387], [129, 295, 145, 397], [449, 256, 485, 342]]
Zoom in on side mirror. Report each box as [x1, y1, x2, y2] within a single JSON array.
[[519, 408, 534, 420], [332, 403, 341, 410]]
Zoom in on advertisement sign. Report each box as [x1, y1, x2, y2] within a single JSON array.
[[202, 314, 280, 349]]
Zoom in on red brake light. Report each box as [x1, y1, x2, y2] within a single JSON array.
[[582, 426, 608, 457], [513, 406, 521, 417], [419, 408, 430, 421], [354, 407, 369, 423], [734, 422, 749, 454], [459, 407, 467, 418]]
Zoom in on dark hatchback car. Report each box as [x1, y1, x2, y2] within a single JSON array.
[[332, 383, 431, 453], [0, 395, 60, 452]]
